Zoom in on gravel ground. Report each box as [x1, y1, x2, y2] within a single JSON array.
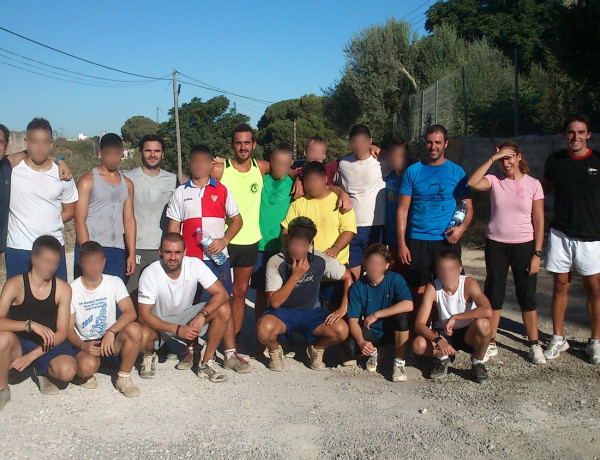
[[1, 249, 599, 460]]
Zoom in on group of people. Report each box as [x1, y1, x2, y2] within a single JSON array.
[[0, 112, 598, 410]]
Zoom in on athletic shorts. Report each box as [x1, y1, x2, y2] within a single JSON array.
[[349, 225, 384, 268], [250, 251, 276, 290], [435, 326, 472, 353], [266, 306, 329, 343], [14, 337, 77, 375], [405, 238, 461, 288], [545, 227, 600, 276], [126, 249, 160, 294], [228, 242, 259, 268], [155, 303, 210, 348], [6, 247, 67, 282], [484, 239, 536, 311], [203, 258, 233, 294], [75, 244, 126, 282], [343, 313, 410, 357]]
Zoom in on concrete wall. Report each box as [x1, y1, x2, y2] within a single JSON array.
[[7, 131, 26, 154]]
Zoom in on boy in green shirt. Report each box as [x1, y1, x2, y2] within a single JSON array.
[[251, 143, 294, 318]]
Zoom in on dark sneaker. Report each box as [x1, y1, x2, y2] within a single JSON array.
[[223, 352, 253, 373], [430, 358, 450, 380], [471, 363, 490, 384]]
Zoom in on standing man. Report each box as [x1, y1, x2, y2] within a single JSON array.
[[124, 134, 178, 295], [397, 124, 472, 303], [542, 114, 600, 364], [74, 133, 136, 281], [6, 118, 78, 281]]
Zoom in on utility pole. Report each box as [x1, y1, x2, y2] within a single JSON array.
[[173, 68, 183, 182], [293, 117, 297, 157], [156, 106, 159, 124]]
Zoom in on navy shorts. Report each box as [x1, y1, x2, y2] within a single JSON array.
[[319, 280, 345, 306], [70, 337, 122, 367], [266, 306, 329, 343], [15, 337, 77, 375], [349, 225, 384, 268], [203, 258, 233, 294], [435, 326, 473, 353], [250, 251, 276, 290], [74, 245, 126, 281], [6, 247, 67, 281]]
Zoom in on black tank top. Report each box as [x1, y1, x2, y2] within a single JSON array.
[[7, 274, 58, 344]]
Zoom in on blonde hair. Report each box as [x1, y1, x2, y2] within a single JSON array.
[[497, 140, 530, 175]]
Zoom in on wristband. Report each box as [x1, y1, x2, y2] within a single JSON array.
[[25, 319, 31, 333], [54, 156, 65, 165], [332, 245, 341, 254], [200, 309, 209, 318]]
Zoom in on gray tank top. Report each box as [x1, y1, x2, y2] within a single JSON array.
[[86, 167, 129, 249]]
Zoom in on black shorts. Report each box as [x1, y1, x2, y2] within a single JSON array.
[[405, 238, 461, 288], [228, 242, 259, 268], [343, 313, 410, 357], [484, 239, 537, 312], [435, 326, 472, 353]]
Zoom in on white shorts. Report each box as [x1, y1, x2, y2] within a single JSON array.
[[545, 228, 600, 276]]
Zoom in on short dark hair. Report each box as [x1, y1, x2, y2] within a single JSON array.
[[563, 113, 591, 133], [161, 232, 185, 248], [32, 235, 62, 255], [388, 137, 408, 150], [425, 124, 448, 141], [272, 142, 294, 156], [139, 134, 165, 152], [305, 135, 326, 150], [189, 144, 213, 159], [363, 243, 392, 263], [78, 241, 105, 260], [302, 161, 327, 178], [288, 217, 317, 242], [349, 124, 371, 140], [0, 124, 9, 144], [26, 118, 52, 138], [100, 133, 123, 149], [231, 123, 255, 142], [436, 248, 462, 266]]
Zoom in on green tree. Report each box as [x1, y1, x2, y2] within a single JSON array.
[[121, 116, 158, 147]]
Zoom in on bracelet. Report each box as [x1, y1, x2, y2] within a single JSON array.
[[54, 156, 65, 165], [332, 245, 341, 254], [25, 319, 31, 333], [106, 329, 116, 335], [200, 309, 209, 318], [176, 325, 181, 336]]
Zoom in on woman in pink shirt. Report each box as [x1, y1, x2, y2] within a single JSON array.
[[468, 141, 545, 364]]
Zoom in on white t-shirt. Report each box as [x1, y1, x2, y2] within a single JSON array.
[[8, 160, 79, 249], [70, 275, 130, 340], [334, 154, 389, 227], [137, 256, 218, 318]]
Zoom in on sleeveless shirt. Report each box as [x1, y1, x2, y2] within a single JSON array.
[[433, 275, 477, 330]]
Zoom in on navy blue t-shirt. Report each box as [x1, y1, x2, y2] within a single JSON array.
[[385, 171, 403, 246], [347, 271, 412, 339], [400, 159, 469, 241], [0, 157, 12, 253]]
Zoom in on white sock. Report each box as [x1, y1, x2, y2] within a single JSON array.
[[394, 358, 405, 366], [224, 348, 236, 359], [553, 334, 565, 341], [370, 350, 378, 357], [589, 338, 600, 344], [117, 371, 130, 379], [472, 357, 484, 365], [438, 355, 449, 361]]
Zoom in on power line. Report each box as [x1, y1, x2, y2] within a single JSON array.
[[0, 25, 167, 80], [404, 0, 435, 23], [177, 77, 274, 105]]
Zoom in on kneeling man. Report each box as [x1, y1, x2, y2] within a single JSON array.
[[138, 233, 235, 382], [257, 217, 352, 371], [413, 249, 493, 384]]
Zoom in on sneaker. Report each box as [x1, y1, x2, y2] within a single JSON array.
[[405, 348, 418, 367], [114, 375, 140, 398], [223, 352, 253, 373], [392, 362, 408, 382], [306, 345, 326, 371], [544, 335, 570, 360], [34, 369, 59, 395], [175, 347, 194, 370], [430, 358, 450, 380], [471, 362, 490, 384], [366, 353, 378, 373], [268, 346, 285, 372], [73, 375, 98, 389], [139, 352, 158, 379], [482, 342, 498, 363], [584, 340, 600, 365], [0, 387, 10, 411], [342, 358, 357, 367], [197, 359, 228, 383], [528, 344, 547, 364], [166, 352, 178, 361]]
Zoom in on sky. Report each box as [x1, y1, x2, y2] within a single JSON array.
[[0, 1, 431, 138]]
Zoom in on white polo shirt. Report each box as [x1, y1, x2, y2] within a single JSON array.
[[8, 160, 78, 249], [137, 256, 218, 318]]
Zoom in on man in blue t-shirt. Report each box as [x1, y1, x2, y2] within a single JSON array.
[[258, 217, 353, 372], [397, 124, 472, 298], [345, 244, 413, 382]]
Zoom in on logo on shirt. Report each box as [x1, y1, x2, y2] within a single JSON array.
[[251, 183, 259, 193], [184, 197, 193, 202], [588, 167, 598, 175], [296, 271, 315, 285], [211, 195, 218, 202]]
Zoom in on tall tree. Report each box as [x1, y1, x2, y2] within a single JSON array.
[[121, 116, 158, 147]]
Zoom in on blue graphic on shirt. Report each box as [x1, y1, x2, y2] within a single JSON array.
[[89, 299, 108, 336]]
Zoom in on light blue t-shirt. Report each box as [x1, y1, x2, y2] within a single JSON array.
[[400, 159, 469, 241]]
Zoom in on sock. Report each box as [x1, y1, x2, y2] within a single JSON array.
[[589, 338, 600, 344], [370, 350, 378, 357], [527, 340, 539, 347], [438, 355, 449, 361], [472, 357, 484, 365], [117, 371, 130, 379], [553, 334, 565, 341], [224, 348, 236, 359], [490, 337, 496, 345], [394, 358, 405, 366]]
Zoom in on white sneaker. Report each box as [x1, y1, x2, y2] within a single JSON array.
[[392, 362, 407, 382], [366, 353, 378, 373], [482, 342, 498, 363], [544, 335, 569, 360], [528, 344, 547, 364], [584, 340, 600, 365]]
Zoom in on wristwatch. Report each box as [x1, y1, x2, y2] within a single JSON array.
[[433, 337, 443, 344], [532, 251, 543, 258]]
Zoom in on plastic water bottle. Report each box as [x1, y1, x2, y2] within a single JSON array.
[[445, 201, 467, 238], [196, 227, 228, 266]]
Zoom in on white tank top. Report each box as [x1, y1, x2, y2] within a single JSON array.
[[433, 275, 477, 330]]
